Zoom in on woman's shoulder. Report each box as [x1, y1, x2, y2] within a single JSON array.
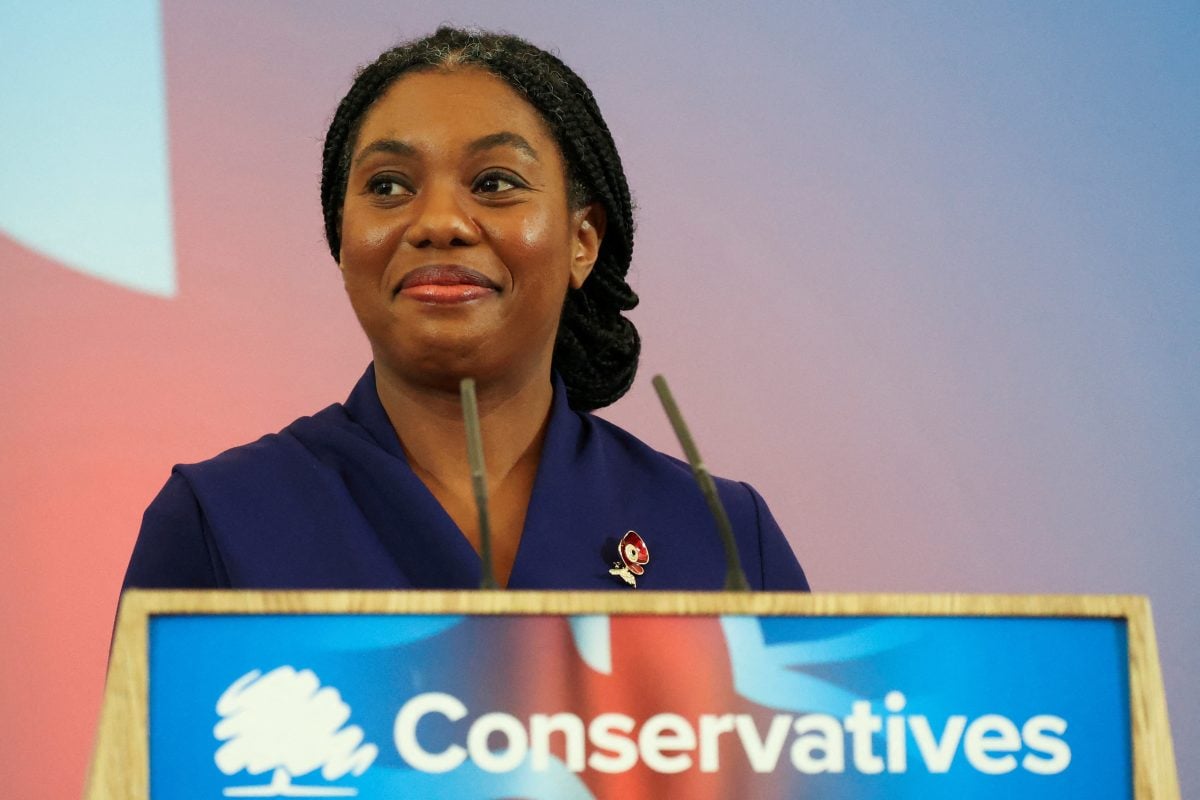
[[124, 396, 395, 591], [176, 365, 397, 488], [572, 411, 768, 526], [571, 409, 810, 591], [173, 402, 355, 483]]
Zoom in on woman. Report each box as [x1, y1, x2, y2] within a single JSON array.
[[123, 27, 808, 591]]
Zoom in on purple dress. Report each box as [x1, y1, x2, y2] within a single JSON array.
[[123, 366, 809, 591]]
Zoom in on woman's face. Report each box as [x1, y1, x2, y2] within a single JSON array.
[[339, 68, 603, 392]]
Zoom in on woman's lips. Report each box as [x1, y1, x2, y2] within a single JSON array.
[[396, 265, 499, 304]]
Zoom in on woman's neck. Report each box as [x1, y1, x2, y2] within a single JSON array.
[[372, 363, 556, 585], [374, 365, 554, 481]]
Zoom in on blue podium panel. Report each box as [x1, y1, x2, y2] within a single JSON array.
[[149, 613, 1129, 799]]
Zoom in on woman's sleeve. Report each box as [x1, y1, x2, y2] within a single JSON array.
[[743, 482, 811, 591], [122, 471, 227, 589]]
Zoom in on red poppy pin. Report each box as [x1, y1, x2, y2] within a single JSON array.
[[609, 530, 650, 588]]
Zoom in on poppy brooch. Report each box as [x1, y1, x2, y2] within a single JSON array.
[[609, 530, 650, 588]]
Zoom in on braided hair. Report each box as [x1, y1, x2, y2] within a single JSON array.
[[320, 27, 640, 411]]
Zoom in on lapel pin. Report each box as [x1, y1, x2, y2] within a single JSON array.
[[609, 530, 650, 587]]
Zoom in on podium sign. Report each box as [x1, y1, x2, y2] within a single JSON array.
[[88, 592, 1178, 799]]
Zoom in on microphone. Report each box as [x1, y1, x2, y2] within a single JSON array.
[[652, 374, 751, 591], [459, 378, 498, 589]]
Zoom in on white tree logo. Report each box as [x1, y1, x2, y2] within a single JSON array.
[[214, 666, 378, 797]]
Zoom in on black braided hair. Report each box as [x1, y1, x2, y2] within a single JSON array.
[[320, 27, 640, 411]]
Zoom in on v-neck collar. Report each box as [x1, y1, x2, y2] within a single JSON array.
[[341, 364, 589, 589]]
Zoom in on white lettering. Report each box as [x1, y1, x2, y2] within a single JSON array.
[[466, 712, 528, 773], [884, 691, 907, 772], [790, 714, 844, 773], [638, 713, 696, 773], [909, 715, 966, 773], [698, 714, 736, 772], [844, 701, 884, 774], [530, 713, 586, 772], [393, 692, 467, 773], [735, 714, 793, 772], [389, 692, 1071, 779], [964, 714, 1021, 775], [587, 713, 638, 773], [1021, 715, 1071, 775]]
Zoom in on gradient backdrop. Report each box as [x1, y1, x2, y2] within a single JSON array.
[[1, 2, 1196, 796]]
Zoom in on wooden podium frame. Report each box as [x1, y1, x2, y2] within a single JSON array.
[[87, 592, 1179, 799]]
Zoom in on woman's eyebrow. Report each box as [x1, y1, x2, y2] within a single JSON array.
[[467, 131, 539, 161], [353, 138, 415, 167]]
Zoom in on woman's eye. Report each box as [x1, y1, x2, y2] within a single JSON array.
[[474, 172, 525, 194], [368, 177, 411, 196]]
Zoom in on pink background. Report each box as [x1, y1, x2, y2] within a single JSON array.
[[1, 2, 1195, 796]]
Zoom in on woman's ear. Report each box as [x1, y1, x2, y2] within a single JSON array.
[[569, 203, 606, 290]]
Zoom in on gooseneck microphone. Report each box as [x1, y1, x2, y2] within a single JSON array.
[[459, 378, 498, 589], [652, 374, 751, 591]]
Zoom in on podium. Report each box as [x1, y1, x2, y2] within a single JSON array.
[[88, 592, 1178, 798]]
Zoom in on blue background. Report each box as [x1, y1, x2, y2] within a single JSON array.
[[150, 613, 1130, 798]]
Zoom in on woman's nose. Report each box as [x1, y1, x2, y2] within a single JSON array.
[[402, 183, 481, 249]]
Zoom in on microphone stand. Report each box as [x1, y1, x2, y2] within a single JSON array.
[[653, 374, 751, 591], [459, 378, 498, 589]]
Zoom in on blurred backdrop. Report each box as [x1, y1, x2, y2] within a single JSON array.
[[1, 1, 1196, 796]]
